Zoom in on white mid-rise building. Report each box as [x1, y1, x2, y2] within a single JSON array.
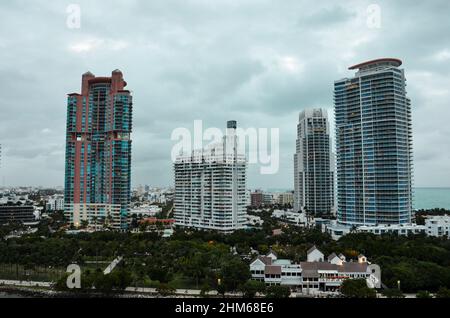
[[425, 215, 450, 238], [174, 120, 247, 233], [46, 195, 65, 211]]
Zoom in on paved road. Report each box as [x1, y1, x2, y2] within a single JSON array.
[[103, 256, 123, 275], [0, 280, 52, 288], [164, 204, 174, 219], [3, 280, 406, 298], [125, 286, 222, 296], [0, 279, 237, 296]]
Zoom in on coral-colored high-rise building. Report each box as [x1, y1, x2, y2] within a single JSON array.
[[64, 70, 132, 230]]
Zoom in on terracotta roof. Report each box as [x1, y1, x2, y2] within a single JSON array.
[[272, 229, 283, 236], [265, 265, 282, 275], [348, 58, 402, 70], [139, 218, 175, 225]]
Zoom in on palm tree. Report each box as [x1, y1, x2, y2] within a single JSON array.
[[80, 220, 89, 229], [92, 216, 98, 230], [105, 213, 114, 230]]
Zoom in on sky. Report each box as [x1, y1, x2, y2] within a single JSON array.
[[0, 0, 449, 189]]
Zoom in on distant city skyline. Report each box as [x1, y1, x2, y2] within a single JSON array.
[[0, 1, 449, 188]]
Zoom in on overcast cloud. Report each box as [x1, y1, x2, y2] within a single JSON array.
[[0, 0, 449, 189]]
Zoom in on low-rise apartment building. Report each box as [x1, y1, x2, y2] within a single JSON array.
[[324, 220, 426, 240], [250, 246, 381, 294], [246, 214, 264, 227], [46, 195, 65, 211], [250, 251, 302, 286], [250, 191, 263, 208], [425, 215, 450, 238], [272, 210, 309, 227], [0, 204, 36, 225]]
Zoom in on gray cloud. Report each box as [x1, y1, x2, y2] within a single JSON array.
[[297, 5, 357, 27], [0, 0, 449, 188]]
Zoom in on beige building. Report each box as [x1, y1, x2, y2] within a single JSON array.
[[277, 192, 294, 206]]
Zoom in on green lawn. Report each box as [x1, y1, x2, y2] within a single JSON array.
[[0, 263, 65, 282]]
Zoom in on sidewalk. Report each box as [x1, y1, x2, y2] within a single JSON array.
[[0, 279, 52, 288]]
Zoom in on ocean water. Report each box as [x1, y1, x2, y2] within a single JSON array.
[[414, 188, 450, 210], [267, 187, 450, 210]]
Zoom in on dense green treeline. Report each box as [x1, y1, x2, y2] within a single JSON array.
[[334, 233, 450, 292], [2, 224, 450, 293]]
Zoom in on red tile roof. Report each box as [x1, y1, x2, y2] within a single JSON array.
[[348, 58, 402, 70]]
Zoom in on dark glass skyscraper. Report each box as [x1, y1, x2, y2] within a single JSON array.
[[334, 58, 413, 226], [64, 70, 132, 230]]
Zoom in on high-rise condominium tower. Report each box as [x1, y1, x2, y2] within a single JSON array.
[[174, 121, 247, 233], [64, 70, 132, 230], [294, 109, 335, 216], [334, 58, 413, 226]]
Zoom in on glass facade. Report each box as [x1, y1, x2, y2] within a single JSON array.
[[294, 109, 335, 216], [64, 70, 132, 230]]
